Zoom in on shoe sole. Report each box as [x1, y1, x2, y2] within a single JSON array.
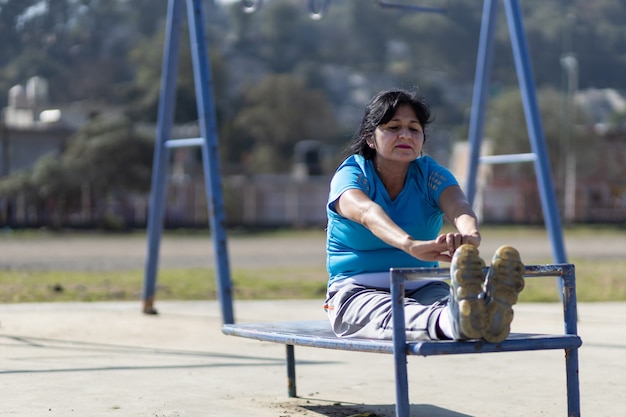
[[483, 246, 525, 343], [451, 245, 486, 339]]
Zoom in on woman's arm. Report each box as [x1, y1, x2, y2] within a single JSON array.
[[437, 185, 482, 254], [335, 188, 452, 262]]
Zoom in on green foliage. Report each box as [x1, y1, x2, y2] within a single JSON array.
[[1, 226, 625, 303], [0, 170, 35, 198], [519, 257, 626, 303], [1, 252, 624, 303], [62, 114, 154, 193], [0, 266, 329, 303], [0, 114, 154, 227], [1, 0, 626, 185], [232, 74, 340, 172], [608, 109, 626, 130]]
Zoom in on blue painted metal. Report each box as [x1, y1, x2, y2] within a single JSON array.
[[465, 0, 568, 268], [407, 333, 581, 355], [142, 0, 234, 324], [221, 316, 581, 355], [241, 0, 448, 16], [164, 137, 205, 148], [142, 0, 184, 314], [375, 0, 448, 14], [185, 0, 234, 325], [503, 0, 568, 265], [390, 271, 410, 417], [222, 320, 396, 354], [147, 4, 580, 413], [561, 264, 581, 416], [286, 345, 297, 397], [479, 152, 536, 164], [223, 264, 582, 416], [465, 0, 498, 206], [390, 264, 581, 417]]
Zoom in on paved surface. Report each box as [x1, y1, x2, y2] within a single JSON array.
[[1, 231, 625, 415], [1, 299, 624, 417]]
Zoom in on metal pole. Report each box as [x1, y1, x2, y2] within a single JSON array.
[[562, 264, 580, 416], [561, 55, 578, 224], [465, 0, 498, 206], [391, 270, 410, 417], [286, 345, 297, 397], [186, 0, 234, 324], [142, 0, 184, 314], [503, 0, 568, 264]]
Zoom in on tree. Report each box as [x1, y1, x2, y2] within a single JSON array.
[[62, 114, 154, 193], [0, 113, 154, 227], [231, 74, 339, 173], [0, 0, 170, 107]]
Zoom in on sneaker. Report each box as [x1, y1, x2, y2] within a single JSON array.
[[448, 244, 487, 339], [482, 245, 525, 343]]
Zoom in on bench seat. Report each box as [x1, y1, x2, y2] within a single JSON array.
[[221, 264, 581, 417], [222, 319, 581, 355]]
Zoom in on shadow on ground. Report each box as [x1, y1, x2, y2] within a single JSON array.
[[300, 402, 472, 417]]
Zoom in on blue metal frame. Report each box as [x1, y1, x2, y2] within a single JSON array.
[[466, 0, 568, 266], [389, 265, 580, 417], [375, 0, 447, 14], [222, 264, 582, 416], [143, 0, 568, 326], [146, 1, 580, 414], [142, 0, 234, 324]]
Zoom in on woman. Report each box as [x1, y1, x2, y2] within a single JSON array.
[[324, 89, 524, 343]]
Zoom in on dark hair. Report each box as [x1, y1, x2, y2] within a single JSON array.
[[347, 89, 433, 160]]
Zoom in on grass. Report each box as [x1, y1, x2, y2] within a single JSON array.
[[0, 266, 329, 304], [519, 257, 626, 302], [1, 225, 625, 303], [2, 257, 625, 304]]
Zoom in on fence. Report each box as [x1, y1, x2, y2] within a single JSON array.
[[2, 174, 626, 229]]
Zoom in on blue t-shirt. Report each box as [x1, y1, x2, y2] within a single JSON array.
[[326, 154, 458, 287]]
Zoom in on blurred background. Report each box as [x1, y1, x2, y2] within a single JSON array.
[[1, 0, 625, 230]]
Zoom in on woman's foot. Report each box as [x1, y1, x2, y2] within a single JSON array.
[[449, 244, 487, 339], [482, 245, 525, 343]]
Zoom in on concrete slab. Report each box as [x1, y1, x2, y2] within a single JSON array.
[[0, 300, 623, 416]]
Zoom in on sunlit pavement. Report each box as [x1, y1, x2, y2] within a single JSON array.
[[1, 299, 623, 417]]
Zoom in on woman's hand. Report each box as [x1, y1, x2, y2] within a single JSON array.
[[439, 231, 481, 257], [406, 238, 454, 263], [405, 232, 481, 263]]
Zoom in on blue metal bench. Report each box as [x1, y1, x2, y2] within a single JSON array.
[[222, 263, 582, 417], [142, 2, 580, 415]]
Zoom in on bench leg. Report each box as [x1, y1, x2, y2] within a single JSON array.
[[286, 344, 297, 397], [394, 353, 410, 417], [565, 347, 581, 417]]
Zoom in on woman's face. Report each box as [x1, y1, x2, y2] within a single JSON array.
[[369, 104, 424, 165]]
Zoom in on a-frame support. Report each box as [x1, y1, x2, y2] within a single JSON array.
[[142, 0, 568, 324], [466, 0, 568, 266], [141, 0, 234, 324]]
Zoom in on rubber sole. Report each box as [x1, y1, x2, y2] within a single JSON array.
[[482, 245, 525, 343], [450, 245, 486, 339]]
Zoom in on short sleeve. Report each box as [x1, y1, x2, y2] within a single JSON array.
[[422, 156, 458, 205], [328, 156, 370, 212]]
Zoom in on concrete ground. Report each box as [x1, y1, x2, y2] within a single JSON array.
[[1, 231, 625, 416], [1, 299, 624, 417]]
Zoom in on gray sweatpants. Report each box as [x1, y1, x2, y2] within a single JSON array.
[[324, 281, 450, 341]]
